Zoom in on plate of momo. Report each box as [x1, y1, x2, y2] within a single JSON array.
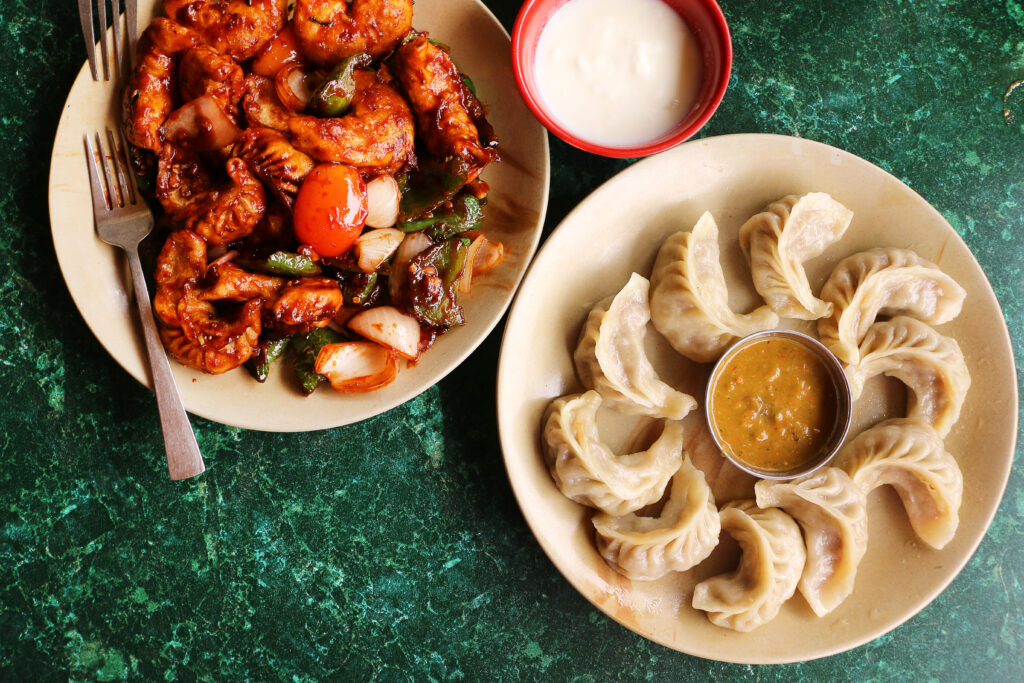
[[495, 134, 1017, 663]]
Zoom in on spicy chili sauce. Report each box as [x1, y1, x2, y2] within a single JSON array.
[[710, 337, 838, 472]]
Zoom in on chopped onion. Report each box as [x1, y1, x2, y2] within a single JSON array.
[[160, 95, 241, 151], [472, 238, 504, 275], [347, 305, 421, 360], [364, 175, 400, 228], [389, 231, 433, 302], [459, 233, 505, 294], [208, 249, 238, 268], [355, 228, 404, 273], [314, 342, 400, 392], [275, 64, 319, 112], [459, 234, 485, 294]]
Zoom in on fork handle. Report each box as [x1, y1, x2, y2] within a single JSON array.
[[126, 247, 206, 480]]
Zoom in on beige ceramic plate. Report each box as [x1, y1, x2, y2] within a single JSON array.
[[48, 0, 549, 431], [496, 134, 1017, 663]]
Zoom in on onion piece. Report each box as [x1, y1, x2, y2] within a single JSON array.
[[315, 341, 400, 392], [459, 234, 485, 295], [160, 94, 241, 151], [459, 233, 505, 294], [275, 64, 319, 112], [208, 249, 238, 268], [472, 238, 504, 275], [389, 231, 433, 303], [364, 175, 400, 228], [347, 305, 421, 360], [355, 228, 404, 273]]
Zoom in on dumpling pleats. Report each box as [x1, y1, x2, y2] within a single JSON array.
[[650, 212, 779, 363], [542, 391, 683, 516], [692, 500, 806, 631], [592, 455, 720, 581], [754, 467, 868, 617], [842, 418, 963, 549], [845, 317, 970, 437], [739, 192, 853, 320], [574, 272, 697, 420], [817, 247, 965, 364]]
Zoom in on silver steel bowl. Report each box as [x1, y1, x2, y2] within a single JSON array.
[[705, 329, 853, 481]]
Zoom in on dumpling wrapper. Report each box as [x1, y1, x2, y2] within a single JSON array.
[[593, 455, 720, 581], [842, 418, 963, 549], [845, 316, 970, 437], [692, 499, 806, 632], [542, 391, 683, 516], [574, 272, 697, 420], [755, 467, 868, 617], [817, 247, 966, 364], [650, 212, 779, 363], [739, 192, 853, 320]]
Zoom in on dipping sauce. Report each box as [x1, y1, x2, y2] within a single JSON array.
[[533, 0, 703, 148], [710, 336, 839, 473]]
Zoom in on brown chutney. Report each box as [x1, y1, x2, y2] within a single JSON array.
[[710, 336, 838, 472]]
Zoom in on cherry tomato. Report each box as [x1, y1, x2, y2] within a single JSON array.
[[252, 25, 304, 78], [293, 164, 368, 257]]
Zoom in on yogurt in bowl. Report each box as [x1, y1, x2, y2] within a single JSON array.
[[512, 0, 731, 157]]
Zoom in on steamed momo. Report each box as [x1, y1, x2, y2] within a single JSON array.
[[817, 248, 966, 364], [738, 193, 853, 320], [593, 455, 720, 581], [755, 467, 868, 617], [650, 212, 779, 362], [842, 419, 963, 549], [542, 391, 683, 516], [692, 500, 806, 631], [574, 273, 697, 420], [845, 316, 970, 437]]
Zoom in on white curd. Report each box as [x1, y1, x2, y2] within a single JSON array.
[[534, 0, 703, 148]]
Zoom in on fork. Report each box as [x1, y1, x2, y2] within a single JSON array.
[[78, 0, 138, 81], [85, 130, 206, 481]]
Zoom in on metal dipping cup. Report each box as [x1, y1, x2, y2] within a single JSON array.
[[705, 329, 853, 481]]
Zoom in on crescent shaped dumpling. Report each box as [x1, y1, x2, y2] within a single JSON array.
[[592, 455, 720, 581], [574, 273, 697, 420], [842, 418, 963, 549], [650, 212, 780, 362], [816, 247, 966, 364], [754, 467, 868, 617], [738, 192, 854, 320], [845, 316, 970, 437], [691, 500, 806, 632], [542, 391, 683, 516]]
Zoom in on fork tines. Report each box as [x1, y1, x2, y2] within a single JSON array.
[[78, 0, 137, 81], [84, 130, 137, 213]]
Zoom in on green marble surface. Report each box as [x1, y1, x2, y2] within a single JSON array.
[[1, 0, 1022, 679]]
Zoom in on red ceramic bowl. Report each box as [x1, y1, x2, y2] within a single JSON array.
[[511, 0, 732, 158]]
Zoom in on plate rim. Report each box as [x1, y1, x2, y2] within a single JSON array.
[[495, 131, 1019, 663]]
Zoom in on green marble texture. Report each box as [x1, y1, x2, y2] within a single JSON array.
[[1, 0, 1022, 679]]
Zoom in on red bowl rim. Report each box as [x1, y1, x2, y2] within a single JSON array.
[[511, 0, 733, 158]]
